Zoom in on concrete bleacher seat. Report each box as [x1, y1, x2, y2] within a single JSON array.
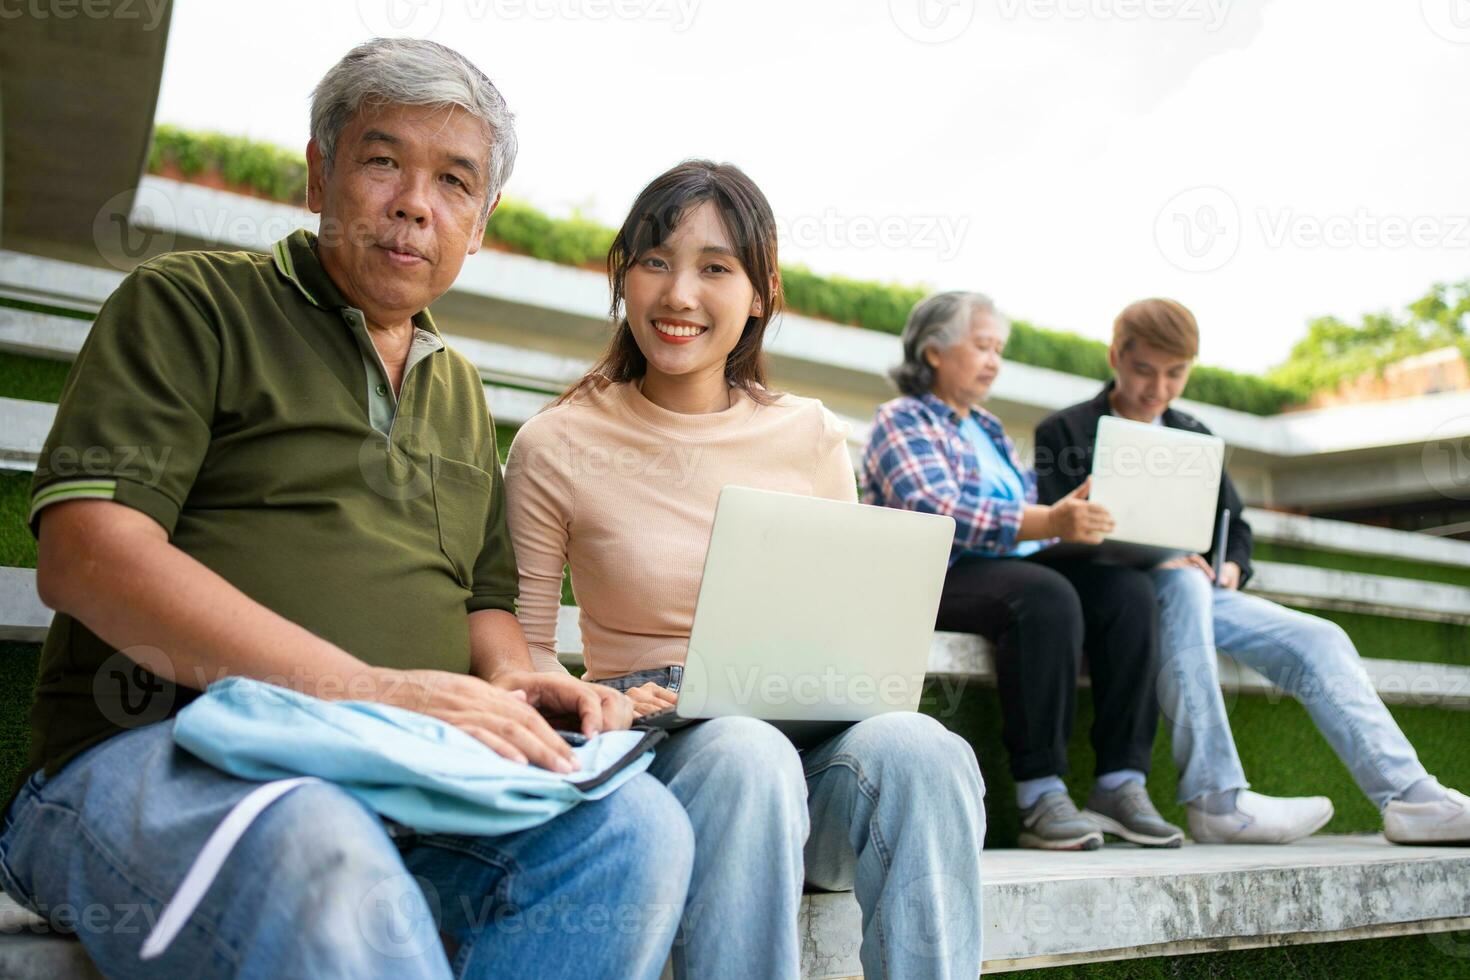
[[0, 308, 89, 362], [2, 567, 1466, 712], [0, 898, 101, 980], [2, 839, 1466, 979], [550, 604, 1470, 710], [0, 400, 51, 475]]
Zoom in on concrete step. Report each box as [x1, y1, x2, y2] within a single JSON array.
[[0, 400, 54, 474], [812, 836, 1470, 976], [0, 568, 50, 643], [0, 309, 88, 362], [0, 392, 543, 473], [1251, 559, 1470, 625], [552, 606, 1470, 710], [0, 250, 120, 313], [2, 836, 1465, 979], [1245, 507, 1470, 569]]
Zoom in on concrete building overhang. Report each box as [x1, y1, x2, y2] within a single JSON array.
[[0, 0, 173, 265]]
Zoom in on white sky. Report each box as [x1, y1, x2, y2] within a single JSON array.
[[154, 0, 1470, 373]]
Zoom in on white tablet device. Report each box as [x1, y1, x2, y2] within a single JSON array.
[[1037, 415, 1225, 567]]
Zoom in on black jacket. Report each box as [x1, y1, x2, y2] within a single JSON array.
[[1032, 380, 1254, 584]]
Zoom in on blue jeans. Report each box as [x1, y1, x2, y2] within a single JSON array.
[[0, 719, 693, 979], [1151, 567, 1430, 809], [601, 668, 987, 980]]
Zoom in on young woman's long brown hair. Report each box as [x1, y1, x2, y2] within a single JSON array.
[[556, 160, 783, 406]]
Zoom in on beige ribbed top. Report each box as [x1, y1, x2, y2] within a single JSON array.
[[504, 380, 856, 680]]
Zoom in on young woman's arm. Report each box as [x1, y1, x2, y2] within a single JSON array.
[[813, 408, 859, 503], [503, 417, 576, 675]]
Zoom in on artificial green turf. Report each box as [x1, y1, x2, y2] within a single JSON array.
[[0, 351, 71, 403], [0, 643, 40, 795], [1256, 540, 1470, 590], [0, 473, 36, 568], [0, 297, 94, 321], [1286, 607, 1470, 669], [921, 684, 1470, 847], [494, 422, 518, 464], [1023, 930, 1470, 978]]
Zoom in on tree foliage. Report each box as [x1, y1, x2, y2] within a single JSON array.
[[1266, 281, 1470, 395]]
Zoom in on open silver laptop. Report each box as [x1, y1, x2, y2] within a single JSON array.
[[646, 486, 955, 744], [1038, 415, 1225, 568]]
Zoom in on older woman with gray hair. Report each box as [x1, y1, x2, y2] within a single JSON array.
[[3, 38, 692, 979], [862, 292, 1183, 851]]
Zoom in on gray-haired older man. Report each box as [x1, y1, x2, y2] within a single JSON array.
[[0, 40, 692, 979]]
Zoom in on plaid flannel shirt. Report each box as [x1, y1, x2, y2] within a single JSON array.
[[861, 393, 1040, 565]]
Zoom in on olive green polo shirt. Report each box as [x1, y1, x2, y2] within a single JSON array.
[[12, 229, 518, 806]]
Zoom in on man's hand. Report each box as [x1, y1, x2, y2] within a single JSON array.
[[1153, 555, 1242, 590], [626, 681, 679, 718], [1217, 560, 1243, 591], [1046, 477, 1115, 544], [1156, 553, 1214, 579], [494, 670, 637, 736], [379, 668, 580, 773]]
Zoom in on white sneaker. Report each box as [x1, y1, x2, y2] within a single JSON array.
[[1187, 790, 1334, 844], [1383, 787, 1470, 845]]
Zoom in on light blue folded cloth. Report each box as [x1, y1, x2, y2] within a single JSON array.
[[143, 676, 662, 962], [173, 675, 661, 836]]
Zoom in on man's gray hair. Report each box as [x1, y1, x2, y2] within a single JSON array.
[[890, 291, 1009, 397], [310, 38, 518, 219]]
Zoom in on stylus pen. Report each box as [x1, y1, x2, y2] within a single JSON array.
[[1212, 508, 1230, 586]]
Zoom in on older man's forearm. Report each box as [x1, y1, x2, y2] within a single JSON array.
[[468, 609, 537, 683], [37, 500, 393, 701]]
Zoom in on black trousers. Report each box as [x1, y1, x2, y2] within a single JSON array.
[[935, 555, 1160, 782]]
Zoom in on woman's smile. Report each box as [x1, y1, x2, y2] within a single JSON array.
[[651, 318, 710, 344]]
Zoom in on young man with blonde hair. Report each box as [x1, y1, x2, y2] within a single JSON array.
[[1033, 298, 1469, 846]]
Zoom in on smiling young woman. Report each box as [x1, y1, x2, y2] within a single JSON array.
[[554, 161, 781, 415], [504, 161, 986, 980]]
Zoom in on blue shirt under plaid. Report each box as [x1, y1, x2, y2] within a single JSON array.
[[861, 393, 1044, 565]]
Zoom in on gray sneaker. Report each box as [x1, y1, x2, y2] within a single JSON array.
[[1019, 791, 1104, 851], [1083, 781, 1184, 848]]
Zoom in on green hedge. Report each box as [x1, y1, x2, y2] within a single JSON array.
[[150, 124, 309, 203], [780, 265, 929, 337], [145, 126, 1303, 416], [487, 198, 613, 268]]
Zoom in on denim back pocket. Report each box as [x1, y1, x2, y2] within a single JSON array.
[[431, 454, 494, 589]]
